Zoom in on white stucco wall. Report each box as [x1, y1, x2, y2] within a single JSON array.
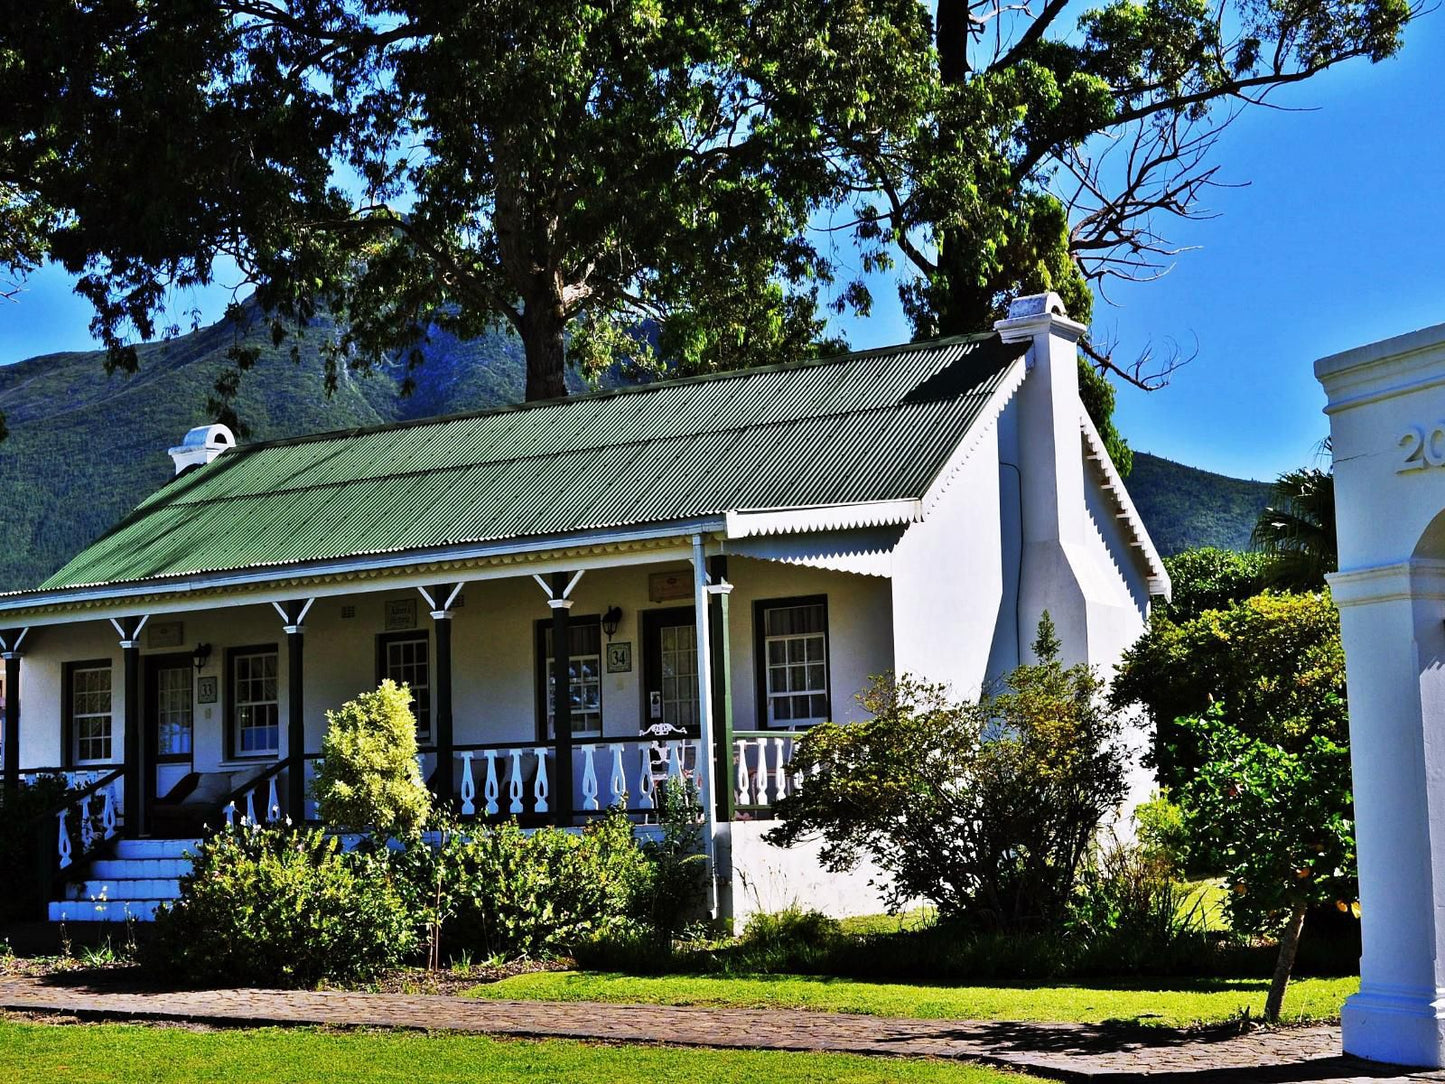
[[727, 821, 897, 927]]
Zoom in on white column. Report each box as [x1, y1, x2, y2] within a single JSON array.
[[691, 534, 719, 916], [1333, 562, 1445, 1067]]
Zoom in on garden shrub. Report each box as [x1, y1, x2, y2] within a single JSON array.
[[146, 823, 417, 986], [312, 680, 431, 837], [0, 774, 102, 922], [767, 614, 1128, 931], [1132, 790, 1191, 875], [445, 812, 657, 960]]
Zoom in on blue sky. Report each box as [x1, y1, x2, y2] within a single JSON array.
[[2, 13, 1441, 481]]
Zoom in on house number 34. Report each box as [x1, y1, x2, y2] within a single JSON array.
[[1398, 425, 1445, 472]]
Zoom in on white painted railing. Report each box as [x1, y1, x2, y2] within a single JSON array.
[[54, 769, 122, 870], [222, 768, 286, 828], [455, 738, 703, 818], [733, 731, 799, 813]]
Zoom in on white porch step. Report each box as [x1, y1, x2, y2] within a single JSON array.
[[65, 879, 183, 901], [49, 838, 197, 923], [48, 899, 166, 923], [113, 838, 198, 860], [88, 857, 192, 880]]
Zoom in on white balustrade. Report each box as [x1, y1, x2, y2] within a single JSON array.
[[101, 782, 117, 840], [483, 750, 501, 816], [532, 747, 550, 814], [223, 801, 237, 827], [581, 746, 600, 811], [243, 787, 257, 824], [638, 745, 656, 809], [57, 809, 72, 869], [733, 734, 798, 811], [608, 745, 626, 807], [266, 775, 281, 823], [459, 752, 477, 816]]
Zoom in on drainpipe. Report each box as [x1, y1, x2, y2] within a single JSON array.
[[691, 534, 720, 917]]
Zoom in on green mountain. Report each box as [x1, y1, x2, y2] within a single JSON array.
[[1126, 452, 1274, 556], [0, 312, 1271, 591], [0, 315, 553, 591]]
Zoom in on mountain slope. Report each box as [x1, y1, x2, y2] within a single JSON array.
[[0, 318, 536, 591], [1127, 451, 1274, 556], [0, 313, 1271, 590]]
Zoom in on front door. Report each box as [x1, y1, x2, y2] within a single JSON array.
[[144, 654, 194, 807], [642, 607, 699, 734]]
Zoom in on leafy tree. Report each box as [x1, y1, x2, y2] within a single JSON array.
[[2, 0, 930, 415], [1158, 546, 1268, 623], [1112, 589, 1345, 788], [767, 615, 1128, 930], [2, 0, 1413, 422], [1176, 706, 1355, 1021], [313, 680, 432, 837], [1252, 466, 1337, 590]]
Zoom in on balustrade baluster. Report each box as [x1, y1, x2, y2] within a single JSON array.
[[266, 775, 281, 823], [507, 748, 524, 814], [244, 787, 257, 824], [734, 739, 750, 806], [771, 737, 788, 801], [533, 747, 550, 814], [638, 746, 655, 809], [57, 809, 71, 869], [581, 746, 600, 811], [459, 752, 477, 816], [667, 741, 683, 781], [223, 801, 236, 827], [608, 745, 626, 808], [101, 784, 117, 840], [484, 750, 500, 816], [79, 795, 94, 850]]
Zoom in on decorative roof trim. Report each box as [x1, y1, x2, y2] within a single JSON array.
[[1079, 414, 1171, 600], [724, 500, 922, 539], [0, 520, 722, 625]]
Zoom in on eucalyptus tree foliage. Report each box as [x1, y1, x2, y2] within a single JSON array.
[[843, 0, 1413, 388], [2, 0, 932, 415], [0, 0, 1414, 420]]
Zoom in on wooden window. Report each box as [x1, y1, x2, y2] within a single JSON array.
[[155, 664, 194, 757], [228, 645, 279, 758], [537, 618, 603, 738], [754, 597, 831, 728], [377, 632, 431, 743], [66, 662, 113, 765]]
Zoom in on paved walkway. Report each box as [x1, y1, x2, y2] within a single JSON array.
[[2, 973, 1443, 1082]]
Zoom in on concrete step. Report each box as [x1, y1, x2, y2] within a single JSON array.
[[113, 838, 198, 860], [48, 899, 166, 923], [88, 857, 191, 880], [65, 879, 183, 901]]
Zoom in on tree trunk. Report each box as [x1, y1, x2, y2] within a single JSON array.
[[519, 291, 568, 402], [1265, 903, 1308, 1023]]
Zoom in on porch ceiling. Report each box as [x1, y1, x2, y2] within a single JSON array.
[[20, 333, 1025, 603]]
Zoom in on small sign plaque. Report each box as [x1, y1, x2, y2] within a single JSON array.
[[648, 570, 691, 603], [198, 676, 218, 704], [606, 641, 632, 674], [384, 598, 418, 631], [146, 620, 184, 648]]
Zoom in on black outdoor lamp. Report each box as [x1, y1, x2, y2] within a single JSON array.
[[602, 606, 623, 641], [192, 642, 213, 671]]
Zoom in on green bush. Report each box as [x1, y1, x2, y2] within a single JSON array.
[[0, 774, 87, 922], [312, 681, 432, 837], [146, 824, 418, 986], [445, 812, 657, 960], [1133, 791, 1191, 875], [767, 615, 1128, 931]]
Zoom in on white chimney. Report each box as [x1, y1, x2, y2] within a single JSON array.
[[168, 424, 236, 475], [994, 292, 1091, 661]]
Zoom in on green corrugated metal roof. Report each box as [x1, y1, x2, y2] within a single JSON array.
[[37, 333, 1026, 591]]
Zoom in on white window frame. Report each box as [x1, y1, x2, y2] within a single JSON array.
[[231, 648, 279, 758], [760, 599, 830, 728], [69, 663, 114, 765], [380, 632, 431, 743]]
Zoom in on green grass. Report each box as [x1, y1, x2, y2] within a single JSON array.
[[472, 971, 1360, 1028], [0, 1020, 1029, 1083]]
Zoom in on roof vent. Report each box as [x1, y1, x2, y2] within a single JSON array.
[[1005, 292, 1068, 320], [168, 424, 235, 475]]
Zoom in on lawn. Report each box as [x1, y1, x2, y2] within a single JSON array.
[[471, 971, 1360, 1028], [0, 1019, 1030, 1084]]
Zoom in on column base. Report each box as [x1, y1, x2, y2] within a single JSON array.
[[1343, 983, 1445, 1068]]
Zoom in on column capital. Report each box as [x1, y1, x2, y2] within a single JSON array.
[[429, 609, 454, 622], [547, 597, 575, 611], [0, 651, 22, 661], [282, 625, 305, 636]]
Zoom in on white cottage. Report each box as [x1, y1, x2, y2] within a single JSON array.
[[0, 293, 1167, 924]]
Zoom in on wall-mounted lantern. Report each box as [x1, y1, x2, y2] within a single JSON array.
[[602, 606, 623, 641], [192, 642, 213, 671]]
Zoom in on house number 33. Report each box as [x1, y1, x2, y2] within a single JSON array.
[[1398, 425, 1445, 472]]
